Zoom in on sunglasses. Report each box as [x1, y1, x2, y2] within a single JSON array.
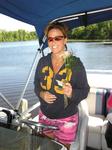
[[48, 36, 65, 42]]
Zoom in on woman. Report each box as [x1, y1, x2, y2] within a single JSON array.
[[34, 22, 90, 149]]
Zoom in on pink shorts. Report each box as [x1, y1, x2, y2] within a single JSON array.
[[38, 111, 79, 144]]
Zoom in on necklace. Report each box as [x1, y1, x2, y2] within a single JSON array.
[[51, 55, 64, 73]]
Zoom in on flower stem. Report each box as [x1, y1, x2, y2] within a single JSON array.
[[64, 95, 68, 108]]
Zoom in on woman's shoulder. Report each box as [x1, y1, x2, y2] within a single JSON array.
[[70, 55, 86, 73], [72, 55, 83, 65]]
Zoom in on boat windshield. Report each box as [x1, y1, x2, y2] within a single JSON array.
[[0, 126, 65, 150]]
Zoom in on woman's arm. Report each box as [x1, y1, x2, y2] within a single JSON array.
[[68, 59, 90, 105]]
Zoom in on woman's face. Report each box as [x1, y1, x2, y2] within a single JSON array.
[[47, 28, 67, 55]]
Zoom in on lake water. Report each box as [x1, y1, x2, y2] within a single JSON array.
[[0, 40, 112, 109]]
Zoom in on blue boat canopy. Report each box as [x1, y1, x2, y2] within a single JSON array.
[[0, 0, 112, 45]]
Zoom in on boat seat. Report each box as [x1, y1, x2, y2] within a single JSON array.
[[86, 88, 111, 150], [70, 99, 89, 150], [86, 88, 105, 149]]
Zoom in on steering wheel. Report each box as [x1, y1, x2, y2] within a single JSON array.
[[20, 119, 58, 133]]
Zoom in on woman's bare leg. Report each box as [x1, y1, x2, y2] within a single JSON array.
[[63, 144, 71, 150]]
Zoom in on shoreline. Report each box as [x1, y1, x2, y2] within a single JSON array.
[[68, 39, 112, 43], [0, 39, 112, 43]]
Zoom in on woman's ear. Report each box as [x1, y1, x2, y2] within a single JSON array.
[[64, 37, 67, 45]]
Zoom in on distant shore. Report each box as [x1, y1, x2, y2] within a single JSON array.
[[0, 39, 112, 43], [68, 39, 112, 43]]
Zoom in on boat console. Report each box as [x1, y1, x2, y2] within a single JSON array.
[[0, 111, 66, 150]]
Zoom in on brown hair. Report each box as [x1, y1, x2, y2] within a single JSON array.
[[44, 22, 68, 38]]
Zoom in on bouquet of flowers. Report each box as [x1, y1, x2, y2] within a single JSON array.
[[57, 51, 76, 108]]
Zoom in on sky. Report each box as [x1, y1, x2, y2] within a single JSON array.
[[0, 14, 35, 31]]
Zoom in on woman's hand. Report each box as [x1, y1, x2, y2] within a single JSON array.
[[40, 91, 57, 104], [63, 82, 72, 98]]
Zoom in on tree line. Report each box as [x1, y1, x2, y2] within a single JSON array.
[[68, 20, 112, 41], [0, 20, 112, 42], [0, 30, 37, 42]]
